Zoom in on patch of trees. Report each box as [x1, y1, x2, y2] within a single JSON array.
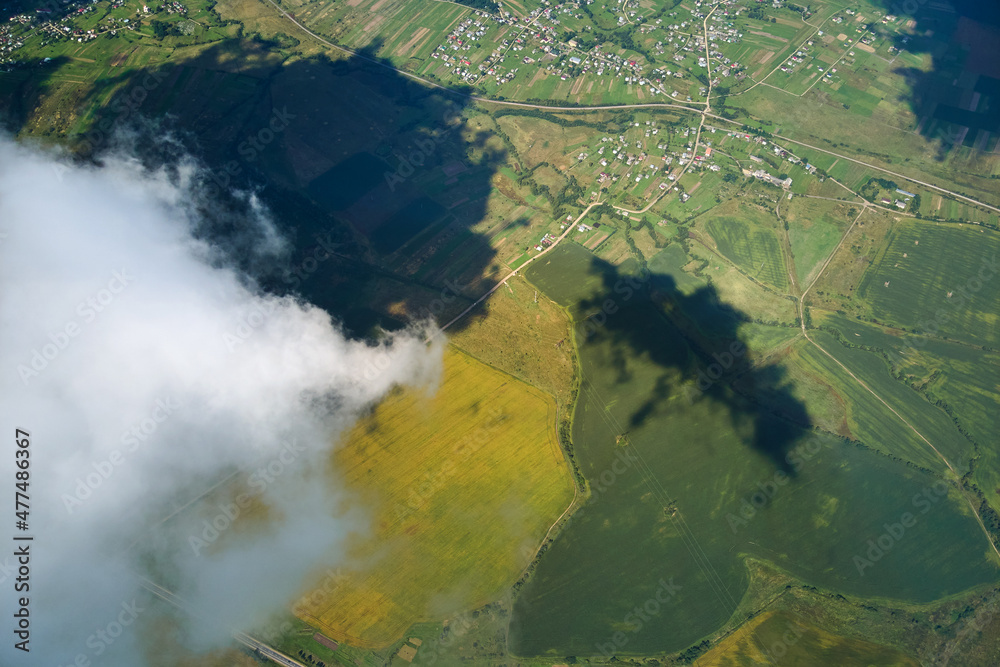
[[677, 640, 711, 664], [740, 123, 772, 139], [150, 19, 170, 39], [553, 176, 585, 219], [453, 0, 499, 12], [249, 31, 300, 49], [858, 176, 898, 201]]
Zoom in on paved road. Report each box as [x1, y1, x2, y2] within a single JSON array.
[[139, 578, 307, 667]]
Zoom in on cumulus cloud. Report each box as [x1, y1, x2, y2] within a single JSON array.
[[0, 136, 442, 665]]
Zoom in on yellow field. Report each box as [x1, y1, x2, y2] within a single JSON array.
[[297, 346, 575, 647], [449, 274, 576, 408], [695, 610, 919, 667]]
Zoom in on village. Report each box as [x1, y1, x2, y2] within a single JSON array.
[[420, 0, 768, 104], [1, 0, 188, 65]]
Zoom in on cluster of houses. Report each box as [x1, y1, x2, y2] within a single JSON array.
[[588, 122, 732, 195], [424, 0, 714, 98], [0, 0, 188, 62], [533, 232, 557, 252], [0, 18, 26, 60], [422, 0, 778, 103], [432, 12, 494, 82], [3, 1, 103, 57], [744, 168, 792, 188], [882, 188, 916, 209]]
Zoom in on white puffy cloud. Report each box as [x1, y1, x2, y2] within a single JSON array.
[[0, 136, 442, 665]]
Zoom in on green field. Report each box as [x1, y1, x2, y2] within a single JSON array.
[[815, 311, 1000, 517], [856, 221, 1000, 347], [647, 243, 706, 295], [695, 609, 920, 666], [783, 197, 853, 285], [512, 242, 998, 657], [704, 216, 788, 291], [806, 330, 975, 472]]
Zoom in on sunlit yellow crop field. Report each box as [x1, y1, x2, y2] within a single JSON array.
[[298, 346, 575, 647]]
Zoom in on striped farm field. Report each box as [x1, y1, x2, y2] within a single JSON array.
[[298, 0, 470, 67], [298, 347, 574, 647], [704, 216, 789, 291], [856, 221, 1000, 347], [804, 331, 974, 473]]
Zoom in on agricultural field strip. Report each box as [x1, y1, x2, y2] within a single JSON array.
[[799, 328, 1000, 561], [580, 381, 778, 662], [795, 207, 1000, 562], [690, 227, 795, 300]]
